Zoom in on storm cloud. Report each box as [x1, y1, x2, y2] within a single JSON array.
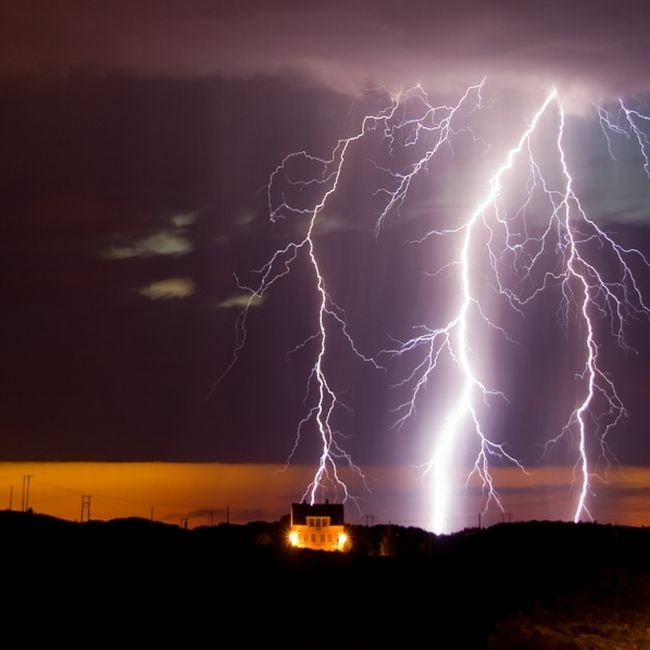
[[2, 1, 650, 101]]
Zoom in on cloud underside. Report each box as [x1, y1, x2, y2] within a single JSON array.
[[139, 277, 195, 300], [217, 293, 266, 309], [103, 231, 192, 260], [3, 2, 650, 100]]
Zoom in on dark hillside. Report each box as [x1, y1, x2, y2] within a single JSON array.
[[2, 511, 648, 648]]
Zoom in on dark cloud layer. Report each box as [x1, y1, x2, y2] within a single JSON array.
[[2, 1, 650, 100]]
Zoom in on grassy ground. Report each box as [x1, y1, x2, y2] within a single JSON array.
[[490, 576, 650, 649], [490, 609, 650, 649]]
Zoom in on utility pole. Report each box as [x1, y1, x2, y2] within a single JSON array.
[[80, 495, 91, 522], [226, 505, 230, 524], [8, 485, 13, 511], [22, 474, 34, 512]]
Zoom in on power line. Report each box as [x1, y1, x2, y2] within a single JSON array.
[[21, 475, 33, 512], [32, 479, 214, 511]]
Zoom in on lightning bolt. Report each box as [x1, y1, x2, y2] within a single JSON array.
[[421, 90, 557, 534], [220, 79, 649, 529], [552, 102, 650, 522], [217, 93, 404, 505], [220, 82, 489, 506], [404, 90, 649, 532], [383, 90, 555, 533]]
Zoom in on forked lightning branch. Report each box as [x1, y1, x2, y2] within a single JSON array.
[[220, 80, 650, 533]]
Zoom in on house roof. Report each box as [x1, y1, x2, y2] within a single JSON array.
[[291, 502, 345, 525]]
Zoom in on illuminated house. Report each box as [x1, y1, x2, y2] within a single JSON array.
[[288, 502, 348, 551]]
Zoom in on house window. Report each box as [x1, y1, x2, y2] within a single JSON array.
[[321, 534, 325, 542], [306, 516, 331, 530]]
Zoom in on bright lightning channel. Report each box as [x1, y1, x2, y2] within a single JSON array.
[[418, 90, 557, 534]]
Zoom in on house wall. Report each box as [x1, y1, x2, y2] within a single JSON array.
[[290, 522, 347, 551]]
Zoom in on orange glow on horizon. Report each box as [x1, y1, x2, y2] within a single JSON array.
[[0, 462, 648, 530]]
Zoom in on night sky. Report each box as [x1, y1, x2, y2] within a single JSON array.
[[1, 1, 649, 485]]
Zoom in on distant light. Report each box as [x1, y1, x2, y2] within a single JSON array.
[[338, 532, 348, 547], [288, 530, 299, 546]]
